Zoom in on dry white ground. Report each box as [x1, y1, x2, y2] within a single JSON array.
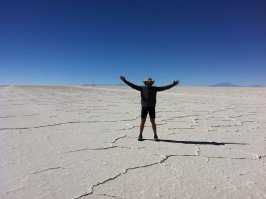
[[0, 85, 266, 199]]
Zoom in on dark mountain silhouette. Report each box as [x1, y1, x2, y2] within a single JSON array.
[[248, 85, 264, 87], [116, 83, 126, 86], [83, 83, 126, 86], [83, 83, 112, 86], [210, 82, 241, 87], [210, 82, 265, 87]]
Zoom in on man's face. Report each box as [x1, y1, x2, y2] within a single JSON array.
[[145, 81, 153, 86]]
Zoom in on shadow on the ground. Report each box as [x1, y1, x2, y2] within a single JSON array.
[[143, 139, 248, 145]]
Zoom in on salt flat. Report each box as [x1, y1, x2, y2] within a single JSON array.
[[0, 85, 266, 199]]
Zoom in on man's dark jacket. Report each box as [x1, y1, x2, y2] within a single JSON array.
[[123, 79, 175, 107]]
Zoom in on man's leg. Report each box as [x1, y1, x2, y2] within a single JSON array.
[[138, 118, 146, 141], [149, 107, 158, 141], [139, 107, 148, 141], [150, 118, 157, 137], [140, 118, 146, 135]]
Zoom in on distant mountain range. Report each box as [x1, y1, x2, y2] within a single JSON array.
[[83, 82, 265, 87], [83, 83, 125, 86], [210, 82, 265, 87], [210, 82, 241, 87]]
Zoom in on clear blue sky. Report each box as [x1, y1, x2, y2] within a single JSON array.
[[1, 0, 265, 86]]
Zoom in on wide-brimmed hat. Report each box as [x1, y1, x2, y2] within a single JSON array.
[[143, 77, 155, 84]]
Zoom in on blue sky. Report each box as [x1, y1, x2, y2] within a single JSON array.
[[0, 0, 265, 86]]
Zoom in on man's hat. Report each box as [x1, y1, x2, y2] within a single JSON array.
[[143, 77, 155, 84]]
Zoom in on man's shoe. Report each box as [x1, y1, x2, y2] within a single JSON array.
[[154, 135, 159, 141], [138, 135, 143, 141]]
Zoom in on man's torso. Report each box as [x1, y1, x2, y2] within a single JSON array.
[[140, 86, 158, 107]]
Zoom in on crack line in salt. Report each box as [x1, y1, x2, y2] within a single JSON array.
[[31, 166, 63, 174]]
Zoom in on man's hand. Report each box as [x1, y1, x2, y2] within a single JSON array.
[[173, 80, 180, 86], [120, 76, 126, 81]]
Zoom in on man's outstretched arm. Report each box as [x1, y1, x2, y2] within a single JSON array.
[[120, 76, 141, 91], [156, 80, 180, 91]]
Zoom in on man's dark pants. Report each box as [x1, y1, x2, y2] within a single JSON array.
[[141, 106, 156, 119]]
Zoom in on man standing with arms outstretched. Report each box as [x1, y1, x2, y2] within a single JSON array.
[[120, 76, 179, 141]]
